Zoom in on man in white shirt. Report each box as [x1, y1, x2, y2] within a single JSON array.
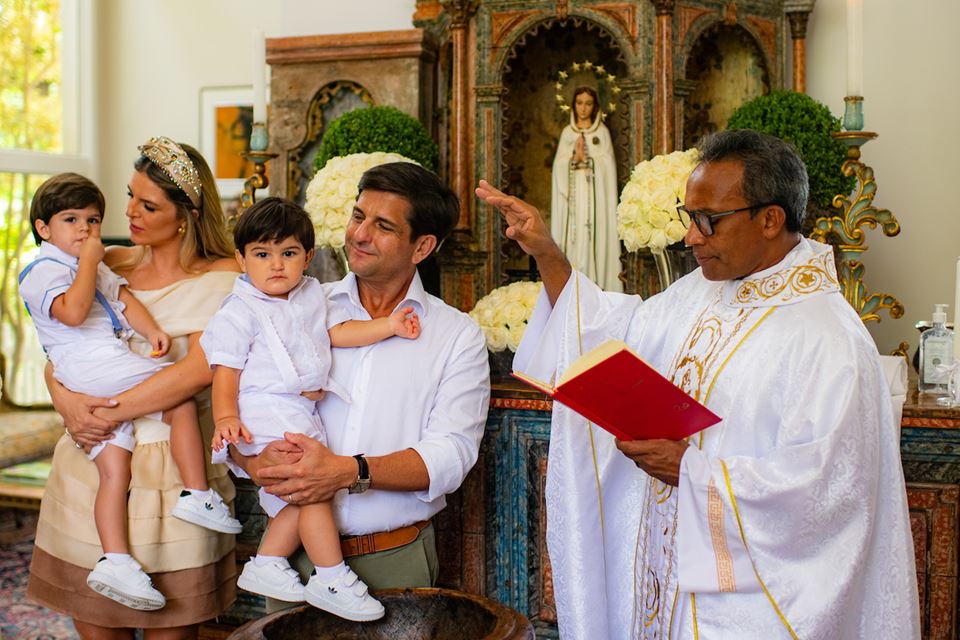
[[235, 162, 490, 597], [476, 130, 919, 639]]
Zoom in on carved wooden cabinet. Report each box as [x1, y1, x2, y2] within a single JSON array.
[[901, 390, 960, 640]]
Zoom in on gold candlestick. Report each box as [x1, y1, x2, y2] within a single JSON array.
[[236, 122, 277, 218]]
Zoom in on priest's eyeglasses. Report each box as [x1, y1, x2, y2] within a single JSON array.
[[676, 203, 775, 237]]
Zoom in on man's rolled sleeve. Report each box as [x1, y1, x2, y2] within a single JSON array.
[[412, 320, 490, 502]]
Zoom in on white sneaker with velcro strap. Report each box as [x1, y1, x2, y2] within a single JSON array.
[[171, 489, 243, 534], [237, 558, 305, 602], [305, 567, 385, 622], [86, 556, 166, 611]]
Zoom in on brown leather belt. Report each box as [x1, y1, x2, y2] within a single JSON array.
[[340, 520, 430, 559]]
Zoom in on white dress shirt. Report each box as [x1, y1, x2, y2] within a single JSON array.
[[321, 272, 490, 535]]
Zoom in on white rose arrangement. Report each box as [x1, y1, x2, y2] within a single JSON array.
[[616, 148, 699, 253], [304, 152, 418, 248], [469, 281, 543, 353]]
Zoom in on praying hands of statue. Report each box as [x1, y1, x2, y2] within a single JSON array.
[[574, 133, 587, 163], [615, 438, 690, 486], [475, 179, 571, 304]]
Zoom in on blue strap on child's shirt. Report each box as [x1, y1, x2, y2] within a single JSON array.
[[18, 256, 125, 338]]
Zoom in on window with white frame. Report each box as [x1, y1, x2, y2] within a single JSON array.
[[0, 0, 96, 405]]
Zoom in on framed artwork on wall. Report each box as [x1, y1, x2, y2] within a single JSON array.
[[199, 85, 265, 198]]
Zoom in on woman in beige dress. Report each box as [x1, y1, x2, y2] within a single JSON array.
[[28, 136, 241, 639]]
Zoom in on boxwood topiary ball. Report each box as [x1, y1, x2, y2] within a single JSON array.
[[315, 105, 439, 173]]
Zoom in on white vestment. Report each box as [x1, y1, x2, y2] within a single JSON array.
[[515, 238, 919, 639], [551, 115, 622, 292]]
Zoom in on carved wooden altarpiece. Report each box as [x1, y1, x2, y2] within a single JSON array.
[[415, 0, 787, 308]]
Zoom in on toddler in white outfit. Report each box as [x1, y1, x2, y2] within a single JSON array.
[[19, 173, 241, 612], [202, 197, 419, 622]]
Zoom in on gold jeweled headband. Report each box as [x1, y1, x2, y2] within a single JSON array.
[[138, 136, 203, 210]]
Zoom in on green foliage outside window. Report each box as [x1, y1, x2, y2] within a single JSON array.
[[726, 91, 855, 213], [314, 106, 439, 172], [0, 0, 64, 404]]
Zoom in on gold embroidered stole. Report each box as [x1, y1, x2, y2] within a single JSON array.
[[632, 293, 773, 640]]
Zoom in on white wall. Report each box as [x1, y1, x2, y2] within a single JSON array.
[[806, 0, 960, 355], [95, 0, 416, 236]]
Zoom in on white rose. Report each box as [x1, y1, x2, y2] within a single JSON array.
[[649, 228, 668, 251], [648, 209, 672, 229], [487, 327, 509, 352], [665, 220, 688, 244], [507, 323, 526, 352]]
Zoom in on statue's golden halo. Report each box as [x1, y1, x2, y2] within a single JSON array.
[[554, 60, 622, 118]]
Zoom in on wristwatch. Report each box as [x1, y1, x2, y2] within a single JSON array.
[[348, 454, 371, 494]]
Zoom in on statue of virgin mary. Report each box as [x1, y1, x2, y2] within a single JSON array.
[[550, 85, 622, 292]]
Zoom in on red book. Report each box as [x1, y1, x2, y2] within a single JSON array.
[[511, 340, 721, 441]]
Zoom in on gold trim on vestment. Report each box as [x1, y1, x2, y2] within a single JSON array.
[[721, 459, 800, 639], [707, 478, 736, 592], [691, 593, 699, 640], [732, 250, 839, 306]]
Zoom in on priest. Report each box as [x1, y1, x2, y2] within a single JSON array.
[[476, 129, 919, 640]]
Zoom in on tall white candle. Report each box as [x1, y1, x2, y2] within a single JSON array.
[[251, 29, 267, 123], [846, 0, 863, 97], [953, 257, 960, 359]]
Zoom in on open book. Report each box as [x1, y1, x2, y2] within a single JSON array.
[[512, 340, 721, 440]]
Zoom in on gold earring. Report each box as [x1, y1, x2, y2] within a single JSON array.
[[178, 225, 186, 236]]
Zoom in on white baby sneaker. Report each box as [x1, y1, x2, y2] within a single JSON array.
[[86, 556, 166, 611], [237, 558, 305, 602], [304, 567, 385, 622], [172, 489, 243, 534]]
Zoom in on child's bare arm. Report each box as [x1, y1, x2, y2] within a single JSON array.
[[211, 365, 251, 451], [118, 286, 170, 355], [48, 246, 103, 327], [328, 305, 420, 347]]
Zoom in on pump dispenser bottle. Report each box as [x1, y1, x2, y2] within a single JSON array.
[[919, 304, 954, 395]]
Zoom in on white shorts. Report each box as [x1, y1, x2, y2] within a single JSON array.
[[51, 340, 167, 460], [212, 392, 326, 518]]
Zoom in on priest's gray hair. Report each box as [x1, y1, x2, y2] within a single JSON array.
[[697, 129, 809, 233]]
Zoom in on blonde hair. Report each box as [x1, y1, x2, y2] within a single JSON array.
[[113, 141, 233, 273]]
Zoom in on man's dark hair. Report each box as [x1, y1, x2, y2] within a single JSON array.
[[697, 129, 809, 233], [234, 196, 314, 253], [357, 162, 459, 245], [29, 173, 106, 245]]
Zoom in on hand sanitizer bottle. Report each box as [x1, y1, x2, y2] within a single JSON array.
[[919, 304, 954, 395]]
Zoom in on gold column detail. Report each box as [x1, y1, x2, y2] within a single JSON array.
[[784, 1, 816, 93], [653, 0, 676, 155], [441, 0, 478, 235], [810, 135, 903, 323]]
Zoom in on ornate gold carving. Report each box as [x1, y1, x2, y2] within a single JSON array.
[[891, 341, 910, 359], [810, 159, 904, 323], [556, 0, 569, 20], [593, 3, 639, 43], [745, 16, 777, 66], [733, 252, 840, 305], [285, 80, 373, 201], [653, 0, 676, 16], [677, 5, 713, 44], [708, 479, 736, 592], [413, 0, 443, 22], [786, 10, 810, 40], [440, 0, 478, 27], [723, 2, 738, 26], [490, 10, 538, 51]]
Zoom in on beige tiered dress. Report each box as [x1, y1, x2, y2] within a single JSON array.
[[28, 271, 239, 629]]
